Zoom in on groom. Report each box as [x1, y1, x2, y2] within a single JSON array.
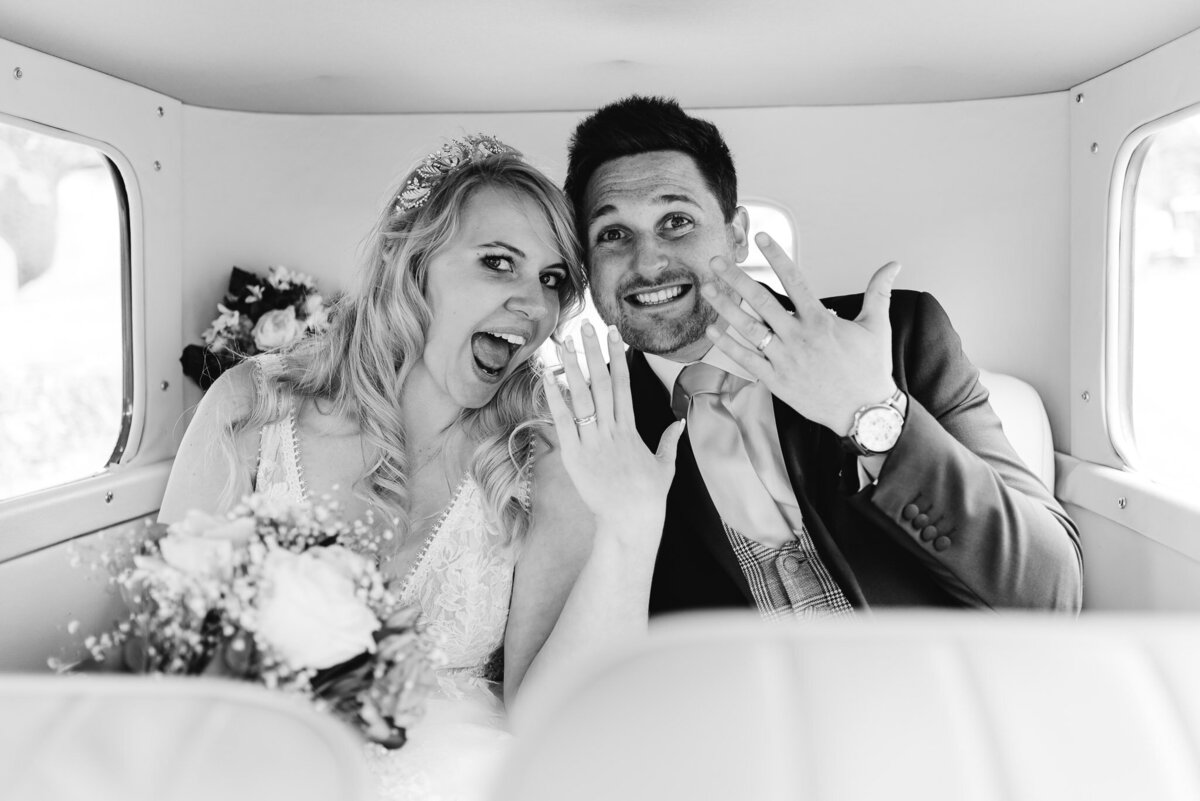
[[563, 96, 1082, 615]]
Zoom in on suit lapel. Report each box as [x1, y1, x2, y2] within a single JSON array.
[[627, 349, 754, 604]]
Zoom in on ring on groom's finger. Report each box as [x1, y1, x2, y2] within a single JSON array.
[[755, 328, 776, 352], [573, 413, 598, 426]]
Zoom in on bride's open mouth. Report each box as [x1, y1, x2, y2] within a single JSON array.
[[470, 330, 527, 380]]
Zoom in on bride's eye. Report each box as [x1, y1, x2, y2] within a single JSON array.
[[541, 268, 568, 290], [481, 254, 515, 273]]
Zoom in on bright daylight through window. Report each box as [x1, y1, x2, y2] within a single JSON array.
[[1126, 111, 1200, 490], [0, 120, 126, 502]]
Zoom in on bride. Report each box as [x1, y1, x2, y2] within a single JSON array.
[[158, 135, 684, 800]]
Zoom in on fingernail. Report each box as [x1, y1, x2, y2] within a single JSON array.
[[607, 325, 620, 341], [563, 335, 575, 352], [755, 232, 770, 247], [710, 257, 727, 271], [700, 283, 716, 298], [582, 321, 594, 337], [705, 325, 720, 339]]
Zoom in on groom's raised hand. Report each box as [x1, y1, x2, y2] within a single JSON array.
[[700, 232, 902, 438]]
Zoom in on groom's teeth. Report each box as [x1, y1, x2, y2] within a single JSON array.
[[634, 286, 684, 306], [488, 331, 526, 347]]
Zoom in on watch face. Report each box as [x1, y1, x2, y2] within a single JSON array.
[[855, 406, 904, 452]]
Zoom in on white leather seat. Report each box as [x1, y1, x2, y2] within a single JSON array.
[[977, 368, 1056, 490], [0, 675, 372, 801], [496, 611, 1200, 801]]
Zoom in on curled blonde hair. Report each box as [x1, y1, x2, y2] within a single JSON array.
[[227, 147, 585, 544]]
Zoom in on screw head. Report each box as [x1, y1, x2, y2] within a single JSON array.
[[1075, 93, 1084, 103], [1081, 390, 1091, 402], [156, 106, 164, 117], [12, 67, 22, 80], [1090, 142, 1099, 154], [153, 160, 162, 171], [1117, 496, 1128, 509], [160, 380, 169, 391], [104, 491, 114, 504]]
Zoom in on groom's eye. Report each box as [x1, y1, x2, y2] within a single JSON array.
[[595, 228, 625, 244], [660, 214, 694, 235]]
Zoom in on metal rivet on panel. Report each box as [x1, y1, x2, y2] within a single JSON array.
[[156, 106, 164, 117], [1075, 93, 1084, 103], [1117, 497, 1127, 509], [12, 67, 22, 79], [1090, 143, 1099, 154], [153, 161, 162, 171], [104, 491, 114, 504], [1080, 390, 1090, 402], [160, 380, 170, 391]]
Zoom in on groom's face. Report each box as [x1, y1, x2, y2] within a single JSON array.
[[582, 150, 748, 363]]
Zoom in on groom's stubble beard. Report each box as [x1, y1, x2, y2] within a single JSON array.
[[591, 266, 729, 357]]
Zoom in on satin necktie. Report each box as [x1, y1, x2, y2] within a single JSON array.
[[672, 362, 794, 547]]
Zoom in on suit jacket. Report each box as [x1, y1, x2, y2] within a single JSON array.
[[628, 289, 1082, 613]]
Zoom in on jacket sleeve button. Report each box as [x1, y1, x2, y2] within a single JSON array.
[[902, 503, 920, 521], [920, 525, 938, 542], [933, 535, 952, 551], [913, 513, 930, 528]]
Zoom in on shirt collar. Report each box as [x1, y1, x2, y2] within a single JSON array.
[[648, 321, 758, 390]]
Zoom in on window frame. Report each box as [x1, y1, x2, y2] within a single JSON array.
[[0, 112, 136, 479], [1105, 102, 1200, 476], [737, 196, 798, 292], [0, 37, 183, 560]]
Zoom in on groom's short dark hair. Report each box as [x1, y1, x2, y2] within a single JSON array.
[[564, 96, 739, 237]]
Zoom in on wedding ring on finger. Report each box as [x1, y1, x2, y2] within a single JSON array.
[[573, 413, 598, 427], [755, 328, 776, 352]]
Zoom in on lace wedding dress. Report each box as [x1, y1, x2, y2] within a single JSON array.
[[253, 357, 519, 801]]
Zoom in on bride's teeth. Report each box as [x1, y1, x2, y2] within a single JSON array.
[[634, 286, 684, 306], [488, 331, 526, 347]]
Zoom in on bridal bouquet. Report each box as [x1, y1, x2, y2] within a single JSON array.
[[180, 265, 334, 389], [68, 493, 438, 749]]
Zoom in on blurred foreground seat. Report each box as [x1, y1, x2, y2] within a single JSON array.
[[0, 675, 371, 801], [496, 612, 1200, 801]]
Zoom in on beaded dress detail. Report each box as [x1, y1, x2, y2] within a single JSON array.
[[250, 355, 520, 800]]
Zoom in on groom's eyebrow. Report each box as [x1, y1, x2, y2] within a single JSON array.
[[587, 193, 702, 225], [479, 241, 526, 259]]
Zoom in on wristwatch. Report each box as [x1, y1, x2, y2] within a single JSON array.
[[841, 387, 907, 456]]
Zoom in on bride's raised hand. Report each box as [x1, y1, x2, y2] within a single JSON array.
[[543, 321, 685, 540]]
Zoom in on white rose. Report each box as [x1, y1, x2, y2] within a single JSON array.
[[251, 307, 301, 351], [156, 511, 256, 580], [302, 294, 330, 333], [255, 549, 380, 670], [158, 534, 234, 580], [170, 510, 256, 543], [310, 544, 374, 581]]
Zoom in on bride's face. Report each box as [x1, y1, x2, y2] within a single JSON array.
[[417, 185, 568, 410]]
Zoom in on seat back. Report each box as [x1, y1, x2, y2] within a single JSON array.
[[496, 611, 1200, 801], [977, 368, 1055, 490], [0, 675, 372, 801]]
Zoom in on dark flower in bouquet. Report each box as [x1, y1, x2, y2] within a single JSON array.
[[180, 266, 334, 389], [65, 493, 440, 749]]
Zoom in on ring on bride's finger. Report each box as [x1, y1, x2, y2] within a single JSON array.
[[573, 413, 599, 426], [755, 328, 776, 352]]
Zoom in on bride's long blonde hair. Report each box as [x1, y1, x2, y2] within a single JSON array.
[[225, 148, 585, 543]]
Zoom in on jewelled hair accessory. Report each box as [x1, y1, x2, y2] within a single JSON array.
[[395, 134, 519, 214]]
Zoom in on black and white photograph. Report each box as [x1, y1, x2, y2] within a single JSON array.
[[2, 2, 1200, 799]]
